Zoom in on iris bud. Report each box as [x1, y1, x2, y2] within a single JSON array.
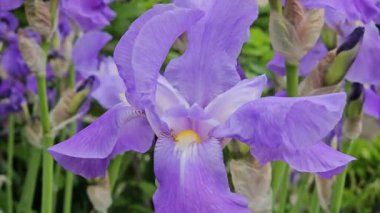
[[25, 0, 52, 40], [343, 82, 364, 139], [18, 30, 47, 75]]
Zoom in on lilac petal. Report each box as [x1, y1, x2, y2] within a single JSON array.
[[48, 103, 154, 179], [2, 43, 31, 80], [346, 22, 380, 85], [205, 75, 267, 123], [364, 88, 380, 119], [114, 4, 203, 108], [91, 57, 126, 109], [156, 75, 189, 115], [267, 40, 328, 77], [61, 0, 115, 31], [212, 93, 347, 150], [72, 31, 112, 76], [0, 0, 23, 11], [165, 0, 258, 107], [153, 137, 250, 213], [250, 142, 354, 177]]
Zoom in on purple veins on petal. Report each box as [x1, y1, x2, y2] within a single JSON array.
[[211, 92, 352, 176], [153, 137, 250, 213], [165, 0, 259, 107], [48, 103, 154, 179]]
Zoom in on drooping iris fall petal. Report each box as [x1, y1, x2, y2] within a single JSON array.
[[48, 103, 154, 179], [212, 93, 349, 176], [153, 137, 250, 213]]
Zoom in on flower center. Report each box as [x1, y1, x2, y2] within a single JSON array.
[[174, 129, 201, 144]]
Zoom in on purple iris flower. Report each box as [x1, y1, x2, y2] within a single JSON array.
[[299, 0, 380, 29], [61, 0, 115, 32], [2, 41, 31, 80], [49, 1, 354, 211], [0, 11, 18, 40], [0, 0, 24, 11], [72, 31, 125, 109], [364, 87, 380, 120], [267, 40, 328, 77], [0, 79, 25, 117], [345, 22, 380, 85]]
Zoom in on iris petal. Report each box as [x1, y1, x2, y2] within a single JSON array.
[[153, 136, 250, 213], [48, 103, 154, 179], [345, 22, 380, 85], [165, 0, 259, 107], [205, 75, 267, 123], [114, 4, 203, 108], [212, 93, 351, 176]]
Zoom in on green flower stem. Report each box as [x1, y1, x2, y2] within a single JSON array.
[[310, 189, 320, 213], [63, 63, 77, 213], [269, 0, 283, 13], [63, 172, 74, 213], [109, 155, 124, 192], [6, 114, 15, 213], [277, 167, 291, 213], [37, 72, 55, 213], [290, 174, 308, 213], [331, 141, 354, 213], [285, 62, 299, 97], [19, 147, 41, 213]]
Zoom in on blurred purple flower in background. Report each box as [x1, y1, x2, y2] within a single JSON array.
[[72, 31, 125, 109], [61, 0, 115, 32], [267, 40, 328, 77], [49, 0, 354, 211], [0, 12, 18, 40], [0, 79, 25, 117], [0, 0, 24, 11], [364, 87, 380, 120]]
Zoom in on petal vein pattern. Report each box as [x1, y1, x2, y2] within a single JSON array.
[[153, 137, 250, 213], [48, 103, 154, 179], [165, 0, 259, 107]]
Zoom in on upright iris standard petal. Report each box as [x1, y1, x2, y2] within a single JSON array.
[[48, 103, 154, 179], [61, 0, 115, 31], [212, 93, 350, 175], [153, 137, 250, 213], [114, 4, 203, 108], [165, 0, 258, 107], [267, 40, 328, 77], [0, 0, 23, 11], [72, 31, 112, 76], [205, 75, 267, 124], [345, 23, 380, 85]]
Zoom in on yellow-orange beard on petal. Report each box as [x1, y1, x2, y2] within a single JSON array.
[[174, 129, 202, 145]]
